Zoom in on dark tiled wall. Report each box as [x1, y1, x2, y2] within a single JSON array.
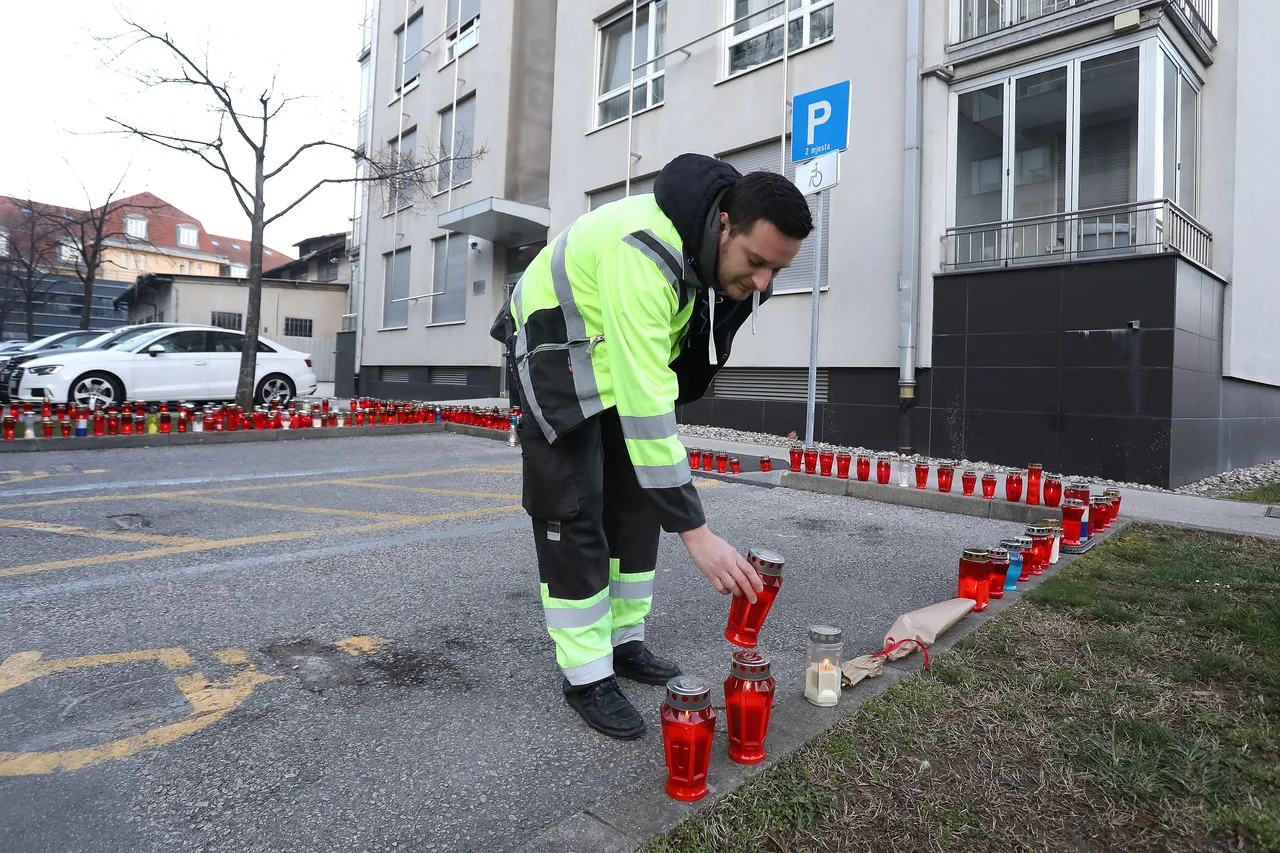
[[360, 366, 501, 402]]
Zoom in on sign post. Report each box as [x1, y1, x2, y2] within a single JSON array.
[[791, 81, 850, 449]]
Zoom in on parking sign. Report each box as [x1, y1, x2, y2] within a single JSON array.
[[791, 80, 851, 163]]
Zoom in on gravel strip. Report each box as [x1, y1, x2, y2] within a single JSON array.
[[677, 423, 1280, 497]]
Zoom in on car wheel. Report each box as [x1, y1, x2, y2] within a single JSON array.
[[256, 374, 296, 406], [69, 372, 124, 411]]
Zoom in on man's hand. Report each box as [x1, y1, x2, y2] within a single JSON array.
[[679, 525, 763, 603]]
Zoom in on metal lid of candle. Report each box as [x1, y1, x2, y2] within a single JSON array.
[[1069, 482, 1092, 491], [665, 676, 711, 711], [986, 546, 1009, 561], [1028, 462, 1043, 471], [1015, 535, 1033, 548], [962, 547, 990, 562], [747, 548, 785, 577], [1103, 488, 1120, 496], [1025, 525, 1049, 536], [808, 624, 842, 644], [1062, 498, 1086, 508], [999, 538, 1024, 552], [729, 650, 772, 680]]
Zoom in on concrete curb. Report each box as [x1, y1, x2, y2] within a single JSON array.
[[512, 521, 1131, 853], [0, 420, 524, 452], [780, 471, 1059, 525]]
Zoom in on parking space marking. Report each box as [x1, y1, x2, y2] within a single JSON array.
[[0, 518, 211, 547], [331, 479, 521, 500], [0, 504, 524, 579], [0, 645, 280, 776], [164, 495, 428, 522]]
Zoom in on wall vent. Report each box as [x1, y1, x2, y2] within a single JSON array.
[[380, 367, 410, 383], [712, 367, 828, 402], [428, 367, 468, 386]]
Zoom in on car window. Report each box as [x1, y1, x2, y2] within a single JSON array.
[[104, 328, 165, 350], [210, 331, 244, 353], [146, 331, 209, 354], [258, 340, 277, 353]]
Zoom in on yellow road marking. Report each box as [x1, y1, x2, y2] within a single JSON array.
[[0, 646, 279, 776], [332, 478, 520, 500], [0, 518, 210, 547], [335, 635, 388, 656], [82, 469, 109, 475], [163, 495, 424, 522], [0, 468, 111, 485], [0, 504, 523, 579]]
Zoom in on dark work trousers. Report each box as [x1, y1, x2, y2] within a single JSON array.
[[519, 408, 662, 686]]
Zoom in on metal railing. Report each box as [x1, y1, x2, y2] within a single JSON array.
[[953, 0, 1216, 43], [355, 111, 367, 153], [942, 199, 1212, 271], [359, 12, 373, 57], [347, 215, 361, 254]]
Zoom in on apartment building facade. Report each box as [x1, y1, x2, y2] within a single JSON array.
[[338, 0, 558, 400], [545, 0, 1276, 488]]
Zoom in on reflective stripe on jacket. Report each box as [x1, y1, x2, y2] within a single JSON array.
[[508, 194, 704, 532]]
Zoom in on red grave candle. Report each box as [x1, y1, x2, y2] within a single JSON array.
[[724, 651, 776, 765], [1104, 489, 1121, 519], [41, 418, 54, 439], [835, 452, 851, 479], [729, 457, 741, 475], [1015, 537, 1034, 581], [159, 403, 172, 435], [914, 463, 929, 490], [2, 417, 14, 441], [759, 456, 772, 473], [856, 455, 871, 481], [1061, 499, 1085, 546], [819, 449, 834, 477], [937, 465, 955, 493], [1043, 477, 1063, 508], [876, 456, 892, 484], [1026, 463, 1043, 506], [660, 677, 716, 802], [788, 445, 802, 472], [1092, 497, 1111, 531], [725, 549, 784, 649], [962, 470, 977, 496], [981, 472, 997, 500], [1005, 471, 1023, 502], [92, 411, 105, 437], [986, 547, 1009, 599], [803, 447, 818, 475], [1025, 526, 1050, 575], [716, 452, 728, 474], [700, 450, 714, 472], [106, 410, 120, 436], [957, 548, 990, 612], [688, 447, 700, 469]]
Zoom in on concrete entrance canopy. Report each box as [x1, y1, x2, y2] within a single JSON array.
[[436, 197, 550, 246]]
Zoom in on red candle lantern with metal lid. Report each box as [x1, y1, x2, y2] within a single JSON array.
[[1025, 526, 1050, 575], [835, 451, 851, 479], [1043, 476, 1062, 507], [819, 449, 834, 477], [1014, 535, 1034, 581], [724, 548, 785, 649], [106, 408, 120, 436], [687, 447, 700, 469], [724, 650, 776, 765], [1005, 470, 1023, 502], [1091, 496, 1111, 531], [700, 450, 714, 472], [788, 444, 803, 472], [759, 455, 772, 472], [803, 446, 818, 475], [716, 452, 729, 474], [2, 416, 14, 441], [92, 410, 106, 437], [729, 457, 741, 475], [981, 471, 997, 500], [937, 465, 955, 493], [1026, 463, 1043, 505], [41, 417, 54, 439], [876, 455, 892, 484], [958, 548, 991, 612], [962, 469, 977, 496], [915, 462, 929, 490], [660, 676, 716, 802], [1061, 499, 1085, 547], [856, 454, 871, 481], [1104, 488, 1121, 519], [986, 546, 1009, 599]]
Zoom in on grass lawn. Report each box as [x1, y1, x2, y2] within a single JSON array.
[[1225, 482, 1280, 504], [643, 525, 1280, 853]]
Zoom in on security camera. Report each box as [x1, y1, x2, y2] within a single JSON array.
[[469, 239, 480, 250]]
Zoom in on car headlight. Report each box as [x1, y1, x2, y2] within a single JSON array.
[[28, 365, 62, 376]]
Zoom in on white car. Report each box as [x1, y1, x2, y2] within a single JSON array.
[[9, 325, 318, 408]]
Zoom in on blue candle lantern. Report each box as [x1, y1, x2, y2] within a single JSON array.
[[999, 538, 1023, 590]]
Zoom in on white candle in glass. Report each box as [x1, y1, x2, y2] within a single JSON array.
[[804, 657, 841, 707]]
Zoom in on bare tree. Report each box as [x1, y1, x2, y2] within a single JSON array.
[[100, 16, 484, 409], [0, 200, 65, 341], [44, 170, 165, 330]]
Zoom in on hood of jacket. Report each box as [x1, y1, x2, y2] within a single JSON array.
[[653, 153, 741, 291]]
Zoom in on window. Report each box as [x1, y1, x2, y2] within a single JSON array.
[[177, 224, 199, 248], [383, 246, 411, 327], [718, 142, 828, 294], [179, 262, 187, 274], [124, 215, 148, 240], [727, 0, 833, 77], [316, 258, 339, 282], [58, 240, 81, 264], [230, 263, 248, 278], [138, 254, 146, 271], [394, 12, 423, 92], [430, 235, 467, 324], [211, 311, 244, 330], [438, 96, 475, 190], [589, 176, 657, 210], [149, 331, 209, 353], [595, 1, 666, 128], [0, 228, 8, 257], [197, 262, 203, 274], [445, 0, 480, 62], [392, 128, 416, 210], [210, 331, 246, 352], [1160, 50, 1199, 215], [956, 0, 1075, 43], [284, 317, 314, 338]]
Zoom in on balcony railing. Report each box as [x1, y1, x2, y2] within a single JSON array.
[[347, 215, 361, 254], [942, 199, 1212, 272], [355, 110, 367, 154], [359, 12, 372, 58], [953, 0, 1216, 44]]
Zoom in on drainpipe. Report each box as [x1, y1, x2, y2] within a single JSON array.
[[897, 0, 923, 455]]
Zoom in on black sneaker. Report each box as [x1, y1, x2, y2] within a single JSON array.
[[562, 677, 646, 740], [613, 643, 682, 685]]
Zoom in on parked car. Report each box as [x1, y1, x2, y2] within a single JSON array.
[[0, 341, 28, 355], [0, 329, 118, 401], [8, 325, 318, 408]]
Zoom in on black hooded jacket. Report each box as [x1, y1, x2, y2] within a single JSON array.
[[653, 153, 770, 405]]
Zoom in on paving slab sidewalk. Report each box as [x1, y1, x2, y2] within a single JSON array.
[[679, 432, 1280, 541]]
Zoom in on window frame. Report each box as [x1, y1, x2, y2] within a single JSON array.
[[593, 0, 667, 130], [945, 32, 1200, 231], [229, 263, 248, 278], [0, 228, 8, 257], [176, 224, 200, 248], [723, 0, 834, 80], [284, 317, 314, 338], [428, 234, 468, 326], [57, 240, 81, 264], [124, 215, 148, 240], [436, 97, 476, 194], [393, 11, 424, 95], [211, 311, 244, 331], [445, 16, 479, 64], [387, 126, 418, 213]]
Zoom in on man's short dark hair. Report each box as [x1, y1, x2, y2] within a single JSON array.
[[722, 170, 814, 240]]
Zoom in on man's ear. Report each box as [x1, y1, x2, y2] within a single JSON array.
[[719, 210, 730, 234]]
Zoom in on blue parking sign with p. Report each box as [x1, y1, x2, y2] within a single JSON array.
[[792, 80, 851, 163]]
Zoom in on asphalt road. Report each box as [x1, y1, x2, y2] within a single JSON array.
[[0, 433, 1028, 853]]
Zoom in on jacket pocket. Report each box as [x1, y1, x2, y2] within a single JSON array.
[[519, 428, 582, 520]]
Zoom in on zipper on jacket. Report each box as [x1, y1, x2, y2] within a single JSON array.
[[518, 335, 605, 364]]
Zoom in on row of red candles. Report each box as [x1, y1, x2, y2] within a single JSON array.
[[3, 398, 521, 440]]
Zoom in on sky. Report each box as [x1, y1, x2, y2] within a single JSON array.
[[1, 1, 363, 257]]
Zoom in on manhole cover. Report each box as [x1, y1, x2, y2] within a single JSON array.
[[107, 514, 151, 530], [1265, 506, 1280, 519]]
